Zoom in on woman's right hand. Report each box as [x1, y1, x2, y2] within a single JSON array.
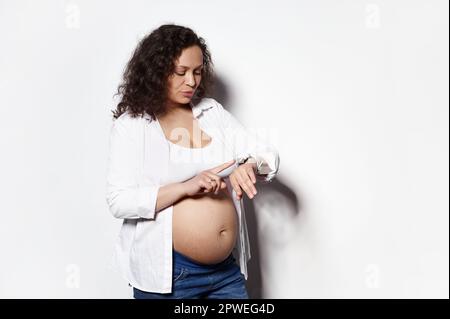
[[182, 160, 236, 197]]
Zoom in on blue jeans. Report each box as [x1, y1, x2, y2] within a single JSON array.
[[133, 249, 249, 299]]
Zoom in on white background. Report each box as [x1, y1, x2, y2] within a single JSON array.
[[0, 0, 448, 298]]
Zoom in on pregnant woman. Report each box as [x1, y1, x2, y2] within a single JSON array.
[[106, 24, 280, 299]]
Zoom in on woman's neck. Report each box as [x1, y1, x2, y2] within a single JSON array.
[[159, 102, 192, 121]]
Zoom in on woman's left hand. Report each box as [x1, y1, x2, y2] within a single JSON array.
[[229, 162, 258, 200]]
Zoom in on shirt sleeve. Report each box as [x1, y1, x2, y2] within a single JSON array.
[[105, 118, 160, 219], [214, 99, 280, 183]]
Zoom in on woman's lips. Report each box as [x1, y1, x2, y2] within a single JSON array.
[[181, 91, 193, 97]]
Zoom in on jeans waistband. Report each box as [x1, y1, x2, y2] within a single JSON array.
[[173, 248, 235, 269]]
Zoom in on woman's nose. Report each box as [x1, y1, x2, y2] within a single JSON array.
[[185, 73, 196, 86]]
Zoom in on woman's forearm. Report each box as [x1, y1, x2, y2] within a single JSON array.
[[155, 182, 187, 213]]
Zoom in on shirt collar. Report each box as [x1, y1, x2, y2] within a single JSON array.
[[142, 99, 213, 121], [190, 99, 214, 118]]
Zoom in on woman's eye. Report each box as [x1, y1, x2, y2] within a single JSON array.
[[176, 72, 202, 76]]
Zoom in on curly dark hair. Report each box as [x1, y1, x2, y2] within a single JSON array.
[[111, 24, 215, 120]]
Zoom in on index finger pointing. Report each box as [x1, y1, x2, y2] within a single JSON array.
[[210, 159, 236, 174]]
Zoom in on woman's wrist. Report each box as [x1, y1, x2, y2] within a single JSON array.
[[246, 157, 257, 169], [178, 181, 190, 198]]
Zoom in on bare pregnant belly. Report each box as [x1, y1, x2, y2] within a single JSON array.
[[172, 187, 238, 265]]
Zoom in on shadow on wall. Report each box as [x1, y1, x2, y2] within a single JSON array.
[[211, 75, 301, 298]]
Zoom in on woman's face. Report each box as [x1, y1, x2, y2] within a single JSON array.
[[167, 45, 203, 106]]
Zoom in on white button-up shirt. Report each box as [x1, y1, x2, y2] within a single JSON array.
[[106, 97, 280, 293]]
